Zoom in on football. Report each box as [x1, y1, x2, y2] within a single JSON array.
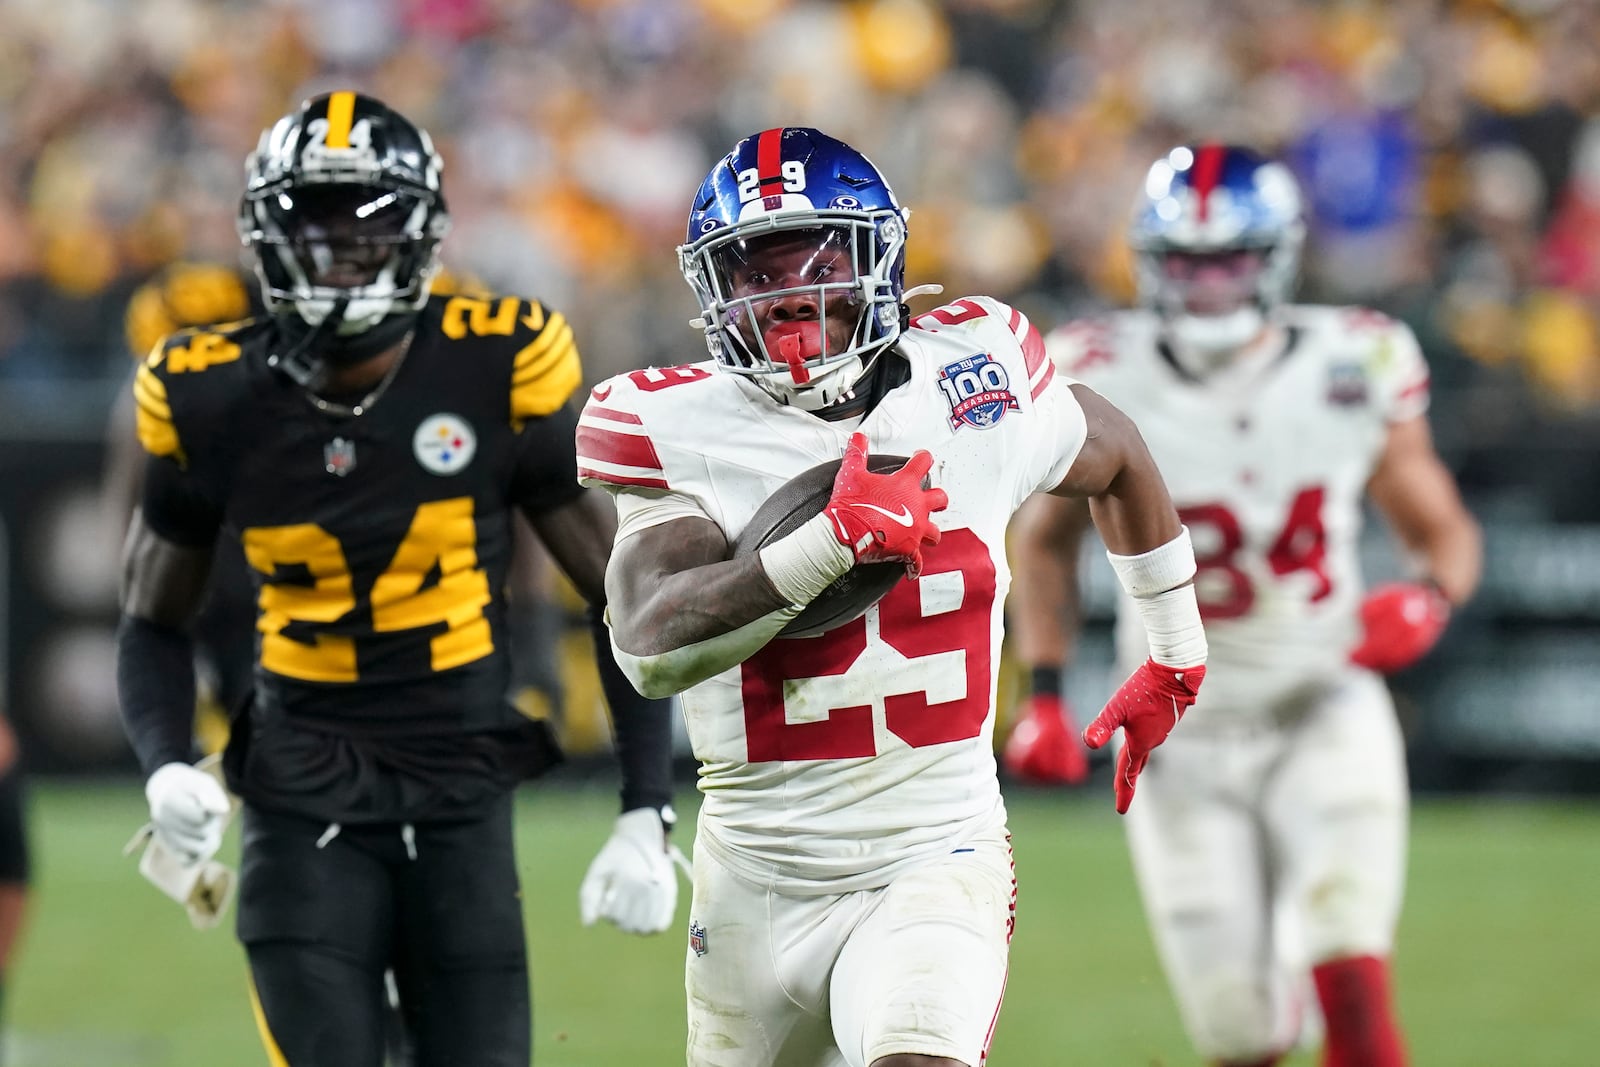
[[732, 454, 915, 640]]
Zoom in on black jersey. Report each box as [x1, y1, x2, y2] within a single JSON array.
[[132, 292, 583, 820]]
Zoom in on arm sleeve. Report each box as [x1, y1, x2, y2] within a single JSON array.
[[138, 454, 224, 547], [116, 616, 197, 776], [509, 402, 586, 517], [588, 606, 675, 814]]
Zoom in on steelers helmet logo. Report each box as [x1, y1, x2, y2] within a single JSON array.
[[413, 413, 477, 475]]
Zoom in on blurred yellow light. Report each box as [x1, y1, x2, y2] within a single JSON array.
[[852, 0, 952, 94]]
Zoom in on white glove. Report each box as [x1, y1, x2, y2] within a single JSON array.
[[579, 808, 687, 936], [144, 761, 232, 864]]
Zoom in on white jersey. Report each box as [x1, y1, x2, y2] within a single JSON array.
[[1047, 305, 1430, 717], [580, 297, 1086, 893]]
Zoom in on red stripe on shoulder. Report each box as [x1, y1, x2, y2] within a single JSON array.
[[576, 423, 663, 472], [585, 404, 644, 426], [1008, 307, 1048, 378], [1396, 376, 1430, 401], [1030, 360, 1055, 401], [577, 467, 670, 490]]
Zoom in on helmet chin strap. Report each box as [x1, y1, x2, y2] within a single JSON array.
[[270, 297, 349, 388], [269, 298, 420, 389]]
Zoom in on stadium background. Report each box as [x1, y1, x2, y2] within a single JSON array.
[[0, 0, 1595, 1063]]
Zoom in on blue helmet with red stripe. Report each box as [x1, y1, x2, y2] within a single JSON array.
[[1130, 144, 1304, 362], [678, 127, 909, 411]]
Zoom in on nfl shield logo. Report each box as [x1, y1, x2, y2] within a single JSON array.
[[324, 437, 357, 477], [688, 919, 708, 957]]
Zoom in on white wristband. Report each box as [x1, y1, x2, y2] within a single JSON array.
[[1130, 584, 1207, 669], [758, 512, 856, 607], [1110, 527, 1206, 668], [1107, 526, 1198, 598]]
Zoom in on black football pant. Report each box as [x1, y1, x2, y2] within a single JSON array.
[[0, 764, 29, 886], [238, 794, 529, 1066]]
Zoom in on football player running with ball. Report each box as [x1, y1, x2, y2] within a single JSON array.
[[1007, 145, 1482, 1067], [116, 92, 678, 1067], [578, 127, 1208, 1067]]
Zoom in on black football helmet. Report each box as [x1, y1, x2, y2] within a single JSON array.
[[237, 91, 450, 336]]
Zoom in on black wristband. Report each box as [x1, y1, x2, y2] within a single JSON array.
[[116, 615, 198, 776], [587, 605, 675, 814], [1030, 666, 1063, 698]]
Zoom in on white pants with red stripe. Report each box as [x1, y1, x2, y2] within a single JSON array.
[[1124, 669, 1408, 1061], [685, 826, 1016, 1067]]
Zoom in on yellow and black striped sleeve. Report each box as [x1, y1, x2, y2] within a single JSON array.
[[509, 300, 583, 426], [132, 348, 184, 465]]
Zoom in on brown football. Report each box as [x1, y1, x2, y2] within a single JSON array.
[[732, 455, 914, 640]]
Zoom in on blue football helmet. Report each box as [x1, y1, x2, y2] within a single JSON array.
[[678, 127, 909, 410], [1129, 144, 1304, 364]]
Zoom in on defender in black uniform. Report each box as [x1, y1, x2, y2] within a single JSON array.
[[116, 93, 679, 1067]]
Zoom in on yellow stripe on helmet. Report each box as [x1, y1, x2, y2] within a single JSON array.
[[324, 91, 356, 149]]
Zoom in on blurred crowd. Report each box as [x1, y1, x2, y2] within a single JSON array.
[[1, 0, 1599, 519]]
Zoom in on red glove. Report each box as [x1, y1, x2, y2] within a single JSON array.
[[1350, 581, 1451, 674], [1084, 660, 1205, 814], [824, 432, 947, 576], [1004, 693, 1090, 786]]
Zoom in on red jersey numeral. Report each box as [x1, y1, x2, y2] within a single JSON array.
[[1267, 486, 1331, 601], [627, 365, 712, 392], [1178, 486, 1331, 620], [915, 299, 989, 330], [740, 529, 997, 762], [1177, 502, 1254, 620]]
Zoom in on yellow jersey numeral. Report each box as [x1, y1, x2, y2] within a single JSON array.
[[242, 497, 493, 682]]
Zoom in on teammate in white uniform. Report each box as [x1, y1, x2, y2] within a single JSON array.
[[578, 128, 1211, 1067], [1007, 145, 1483, 1067]]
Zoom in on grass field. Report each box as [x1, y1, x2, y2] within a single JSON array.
[[9, 781, 1598, 1066]]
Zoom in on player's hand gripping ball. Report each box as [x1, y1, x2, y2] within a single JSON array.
[[734, 436, 943, 639]]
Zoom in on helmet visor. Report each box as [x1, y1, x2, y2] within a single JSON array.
[[255, 183, 431, 290]]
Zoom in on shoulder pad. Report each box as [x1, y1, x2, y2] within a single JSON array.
[[431, 294, 583, 425], [1352, 309, 1430, 421], [133, 324, 256, 463], [125, 263, 253, 360], [1045, 317, 1120, 380], [575, 364, 719, 491], [911, 295, 1054, 402], [429, 265, 491, 300]]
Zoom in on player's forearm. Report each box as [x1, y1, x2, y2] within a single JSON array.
[[116, 615, 198, 776], [1009, 561, 1075, 668], [1008, 502, 1084, 669], [1417, 513, 1483, 607], [588, 606, 676, 811], [612, 551, 795, 657], [607, 551, 803, 698], [610, 607, 800, 699]]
